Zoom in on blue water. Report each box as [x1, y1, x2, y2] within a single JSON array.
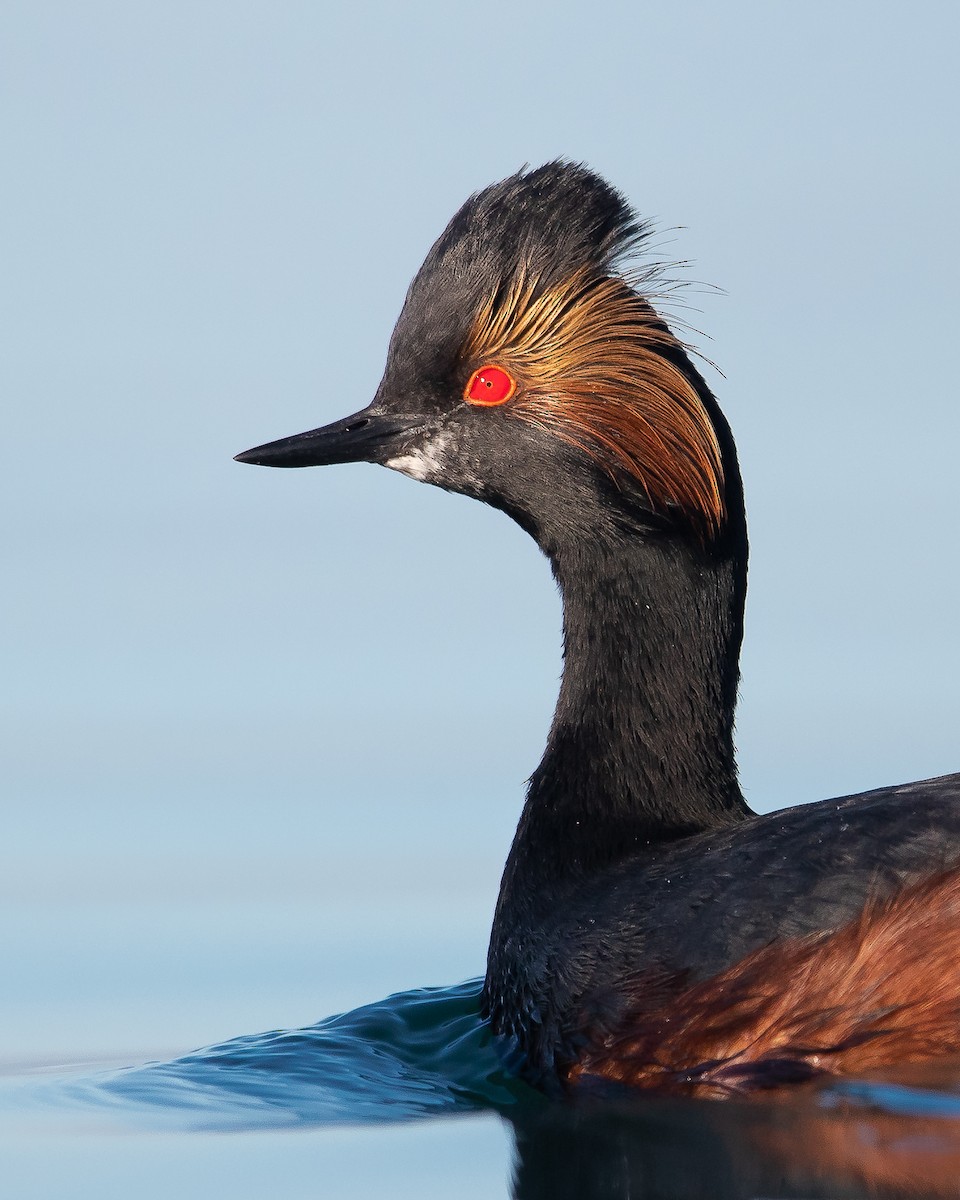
[[7, 978, 960, 1198], [2, 979, 533, 1131]]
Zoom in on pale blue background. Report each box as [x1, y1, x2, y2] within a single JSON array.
[[2, 1, 958, 1195]]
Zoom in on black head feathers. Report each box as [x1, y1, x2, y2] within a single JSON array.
[[418, 161, 649, 297]]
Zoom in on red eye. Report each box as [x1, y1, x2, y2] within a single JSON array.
[[464, 364, 516, 406]]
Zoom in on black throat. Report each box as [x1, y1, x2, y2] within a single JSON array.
[[490, 471, 752, 926]]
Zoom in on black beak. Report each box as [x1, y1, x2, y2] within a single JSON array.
[[234, 407, 418, 468]]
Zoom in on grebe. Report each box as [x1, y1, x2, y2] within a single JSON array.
[[236, 163, 960, 1096]]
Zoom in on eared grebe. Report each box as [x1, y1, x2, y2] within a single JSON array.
[[236, 163, 960, 1096]]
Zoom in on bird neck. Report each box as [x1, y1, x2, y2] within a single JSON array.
[[500, 515, 750, 898]]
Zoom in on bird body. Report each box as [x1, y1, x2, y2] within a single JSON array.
[[490, 776, 960, 1092], [236, 163, 960, 1094]]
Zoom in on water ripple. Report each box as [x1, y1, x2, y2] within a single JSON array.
[[2, 979, 537, 1131]]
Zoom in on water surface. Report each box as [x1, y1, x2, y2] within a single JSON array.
[[6, 978, 960, 1199]]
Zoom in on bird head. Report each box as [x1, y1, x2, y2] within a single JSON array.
[[236, 163, 735, 549]]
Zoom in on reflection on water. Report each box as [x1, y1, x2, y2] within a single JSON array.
[[6, 979, 960, 1198], [514, 1089, 960, 1199]]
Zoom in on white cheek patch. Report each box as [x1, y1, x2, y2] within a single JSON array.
[[384, 449, 436, 481], [385, 431, 452, 482]]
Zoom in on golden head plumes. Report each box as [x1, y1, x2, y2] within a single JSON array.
[[460, 264, 725, 542]]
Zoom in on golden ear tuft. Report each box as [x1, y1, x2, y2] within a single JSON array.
[[461, 269, 725, 541]]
